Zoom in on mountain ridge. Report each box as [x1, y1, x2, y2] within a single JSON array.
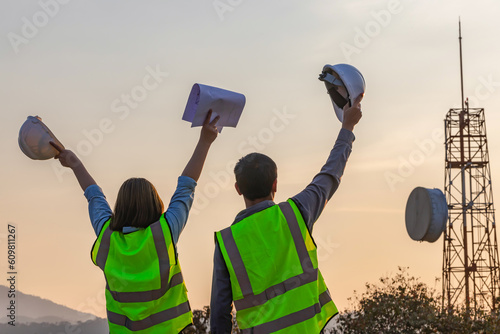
[[0, 285, 103, 324]]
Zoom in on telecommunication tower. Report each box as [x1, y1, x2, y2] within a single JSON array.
[[442, 20, 500, 314], [405, 20, 500, 315]]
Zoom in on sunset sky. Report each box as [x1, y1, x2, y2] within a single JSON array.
[[2, 0, 500, 319]]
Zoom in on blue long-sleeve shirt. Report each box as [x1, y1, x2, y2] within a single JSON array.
[[84, 175, 197, 244], [210, 128, 355, 333]]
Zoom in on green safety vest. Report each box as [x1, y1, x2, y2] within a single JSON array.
[[216, 199, 338, 333], [91, 214, 193, 333]]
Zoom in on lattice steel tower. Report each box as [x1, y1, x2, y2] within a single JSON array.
[[442, 20, 500, 314]]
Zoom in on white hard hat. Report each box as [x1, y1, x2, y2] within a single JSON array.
[[18, 116, 64, 160], [318, 64, 366, 122]]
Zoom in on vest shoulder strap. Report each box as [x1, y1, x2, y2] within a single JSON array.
[[91, 215, 184, 303]]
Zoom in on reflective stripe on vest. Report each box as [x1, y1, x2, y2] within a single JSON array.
[[91, 215, 192, 332], [216, 200, 337, 332], [240, 291, 333, 334], [107, 301, 190, 332], [95, 220, 183, 303], [220, 202, 318, 310]]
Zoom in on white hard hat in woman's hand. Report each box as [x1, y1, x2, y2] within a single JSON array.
[[18, 116, 65, 160]]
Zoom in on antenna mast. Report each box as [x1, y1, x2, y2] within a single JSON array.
[[442, 19, 500, 315], [459, 18, 465, 111]]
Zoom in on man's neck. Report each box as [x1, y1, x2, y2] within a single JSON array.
[[244, 195, 274, 209]]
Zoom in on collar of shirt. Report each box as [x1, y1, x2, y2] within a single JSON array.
[[232, 200, 276, 225], [122, 226, 139, 234]]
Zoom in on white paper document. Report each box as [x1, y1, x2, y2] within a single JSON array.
[[182, 83, 246, 132]]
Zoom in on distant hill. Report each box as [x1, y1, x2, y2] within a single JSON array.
[[0, 319, 109, 334], [0, 285, 101, 325]]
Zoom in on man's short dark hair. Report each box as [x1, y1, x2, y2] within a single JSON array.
[[234, 153, 277, 201]]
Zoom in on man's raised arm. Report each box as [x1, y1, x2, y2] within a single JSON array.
[[291, 93, 363, 231]]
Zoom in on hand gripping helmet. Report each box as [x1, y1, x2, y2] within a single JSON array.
[[18, 116, 64, 160], [318, 64, 366, 122]]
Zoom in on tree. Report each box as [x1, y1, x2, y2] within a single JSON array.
[[330, 267, 441, 334], [231, 311, 241, 333], [185, 306, 241, 333], [183, 306, 210, 333], [193, 305, 211, 332], [329, 267, 500, 334]]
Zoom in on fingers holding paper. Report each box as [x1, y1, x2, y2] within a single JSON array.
[[200, 109, 221, 144], [182, 109, 221, 182]]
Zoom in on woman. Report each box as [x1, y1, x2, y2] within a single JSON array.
[[51, 111, 220, 333]]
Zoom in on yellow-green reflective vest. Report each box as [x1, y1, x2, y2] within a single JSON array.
[[91, 214, 193, 333], [215, 199, 338, 333]]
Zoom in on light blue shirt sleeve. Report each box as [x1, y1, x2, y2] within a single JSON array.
[[84, 184, 113, 237], [163, 176, 197, 244]]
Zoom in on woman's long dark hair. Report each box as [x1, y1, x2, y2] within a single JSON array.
[[110, 178, 164, 231]]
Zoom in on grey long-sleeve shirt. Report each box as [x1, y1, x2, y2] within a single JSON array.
[[209, 128, 356, 333]]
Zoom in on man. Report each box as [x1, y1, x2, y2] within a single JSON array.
[[210, 94, 363, 333]]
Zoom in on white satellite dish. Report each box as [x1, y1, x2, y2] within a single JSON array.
[[405, 187, 448, 243]]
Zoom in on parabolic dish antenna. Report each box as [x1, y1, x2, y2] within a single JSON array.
[[405, 187, 448, 243]]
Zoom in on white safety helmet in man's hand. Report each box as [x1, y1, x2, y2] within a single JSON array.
[[318, 64, 366, 122], [18, 116, 64, 160]]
